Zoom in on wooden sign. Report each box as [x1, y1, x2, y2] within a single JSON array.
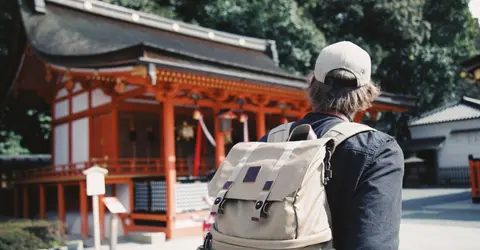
[[102, 197, 127, 214], [83, 166, 108, 196]]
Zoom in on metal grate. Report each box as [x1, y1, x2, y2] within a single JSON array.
[[151, 181, 166, 212], [134, 182, 149, 211]]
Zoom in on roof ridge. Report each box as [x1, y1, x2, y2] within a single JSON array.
[[461, 95, 480, 107], [44, 0, 271, 52]]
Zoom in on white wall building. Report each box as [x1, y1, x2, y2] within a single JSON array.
[[408, 96, 480, 184]]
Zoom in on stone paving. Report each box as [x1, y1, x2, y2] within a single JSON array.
[[81, 188, 480, 250]]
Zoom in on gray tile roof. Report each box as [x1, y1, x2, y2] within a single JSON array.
[[409, 96, 480, 126]]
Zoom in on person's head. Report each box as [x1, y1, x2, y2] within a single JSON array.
[[307, 41, 380, 117]]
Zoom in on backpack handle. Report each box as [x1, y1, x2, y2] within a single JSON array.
[[287, 124, 317, 141]]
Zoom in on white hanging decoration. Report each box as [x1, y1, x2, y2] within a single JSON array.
[[193, 109, 216, 147], [240, 113, 249, 142]]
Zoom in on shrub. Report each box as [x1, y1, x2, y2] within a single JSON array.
[[0, 228, 45, 250], [0, 219, 65, 249]]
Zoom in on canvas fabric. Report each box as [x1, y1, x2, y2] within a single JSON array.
[[206, 121, 374, 250]]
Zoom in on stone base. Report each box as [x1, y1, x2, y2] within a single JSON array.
[[126, 232, 166, 245]]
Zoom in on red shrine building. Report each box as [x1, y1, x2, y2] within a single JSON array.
[[1, 0, 416, 240]]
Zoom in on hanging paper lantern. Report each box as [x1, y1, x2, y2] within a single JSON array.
[[475, 68, 480, 81], [193, 109, 202, 120], [217, 109, 237, 133], [225, 133, 233, 145], [179, 121, 195, 141], [115, 79, 125, 94]]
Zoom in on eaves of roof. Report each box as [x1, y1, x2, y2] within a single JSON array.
[[408, 96, 480, 127]]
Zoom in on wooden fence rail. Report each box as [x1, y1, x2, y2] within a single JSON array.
[[11, 157, 213, 182]]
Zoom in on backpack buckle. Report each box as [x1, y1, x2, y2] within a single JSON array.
[[203, 232, 213, 250], [323, 148, 333, 185]]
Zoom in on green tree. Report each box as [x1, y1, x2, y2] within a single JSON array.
[[300, 0, 478, 112], [174, 0, 326, 74], [101, 0, 326, 75], [0, 92, 51, 155]]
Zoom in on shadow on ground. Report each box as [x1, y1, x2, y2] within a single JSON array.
[[402, 190, 480, 223]]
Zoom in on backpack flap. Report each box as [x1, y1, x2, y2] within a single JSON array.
[[208, 138, 331, 218]]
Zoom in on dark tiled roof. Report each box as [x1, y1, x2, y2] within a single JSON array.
[[409, 96, 480, 126], [0, 154, 51, 168], [19, 0, 297, 79]]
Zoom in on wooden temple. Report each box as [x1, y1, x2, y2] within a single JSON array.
[[3, 0, 417, 240]]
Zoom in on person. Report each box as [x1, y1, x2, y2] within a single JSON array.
[[258, 41, 404, 250]]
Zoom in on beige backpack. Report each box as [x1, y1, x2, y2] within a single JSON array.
[[205, 121, 374, 250]]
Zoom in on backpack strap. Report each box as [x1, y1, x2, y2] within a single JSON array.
[[320, 122, 375, 151], [266, 122, 294, 142], [319, 122, 375, 185]]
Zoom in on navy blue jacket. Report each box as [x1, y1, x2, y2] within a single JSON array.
[[259, 112, 404, 250]]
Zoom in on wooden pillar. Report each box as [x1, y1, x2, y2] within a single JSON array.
[[111, 184, 117, 197], [111, 106, 119, 160], [214, 109, 225, 168], [128, 179, 134, 213], [13, 187, 19, 218], [80, 181, 89, 239], [99, 194, 105, 240], [162, 98, 177, 239], [39, 184, 46, 219], [23, 186, 28, 218], [256, 108, 266, 140], [57, 184, 65, 227]]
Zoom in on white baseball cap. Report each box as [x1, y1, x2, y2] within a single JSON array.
[[313, 41, 371, 87]]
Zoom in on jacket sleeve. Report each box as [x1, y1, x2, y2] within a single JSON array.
[[345, 138, 404, 250]]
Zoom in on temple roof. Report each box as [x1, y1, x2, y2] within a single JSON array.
[[1, 0, 418, 110], [19, 0, 304, 85], [409, 96, 480, 126]]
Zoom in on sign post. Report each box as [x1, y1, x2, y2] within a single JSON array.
[[83, 166, 108, 250], [102, 196, 127, 250]]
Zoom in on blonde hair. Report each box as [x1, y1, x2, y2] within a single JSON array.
[[307, 69, 380, 115]]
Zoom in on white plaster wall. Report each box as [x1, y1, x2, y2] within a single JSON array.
[[72, 82, 83, 93], [91, 89, 112, 108], [56, 88, 69, 99], [54, 124, 69, 167], [116, 184, 131, 213], [437, 130, 480, 169], [176, 182, 209, 212], [72, 92, 89, 114], [54, 100, 69, 119], [410, 119, 480, 139], [46, 211, 125, 237], [72, 118, 89, 164]]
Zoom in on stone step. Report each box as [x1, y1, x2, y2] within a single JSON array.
[[125, 232, 166, 245]]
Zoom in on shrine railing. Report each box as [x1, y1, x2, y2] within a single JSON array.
[[12, 157, 214, 182]]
